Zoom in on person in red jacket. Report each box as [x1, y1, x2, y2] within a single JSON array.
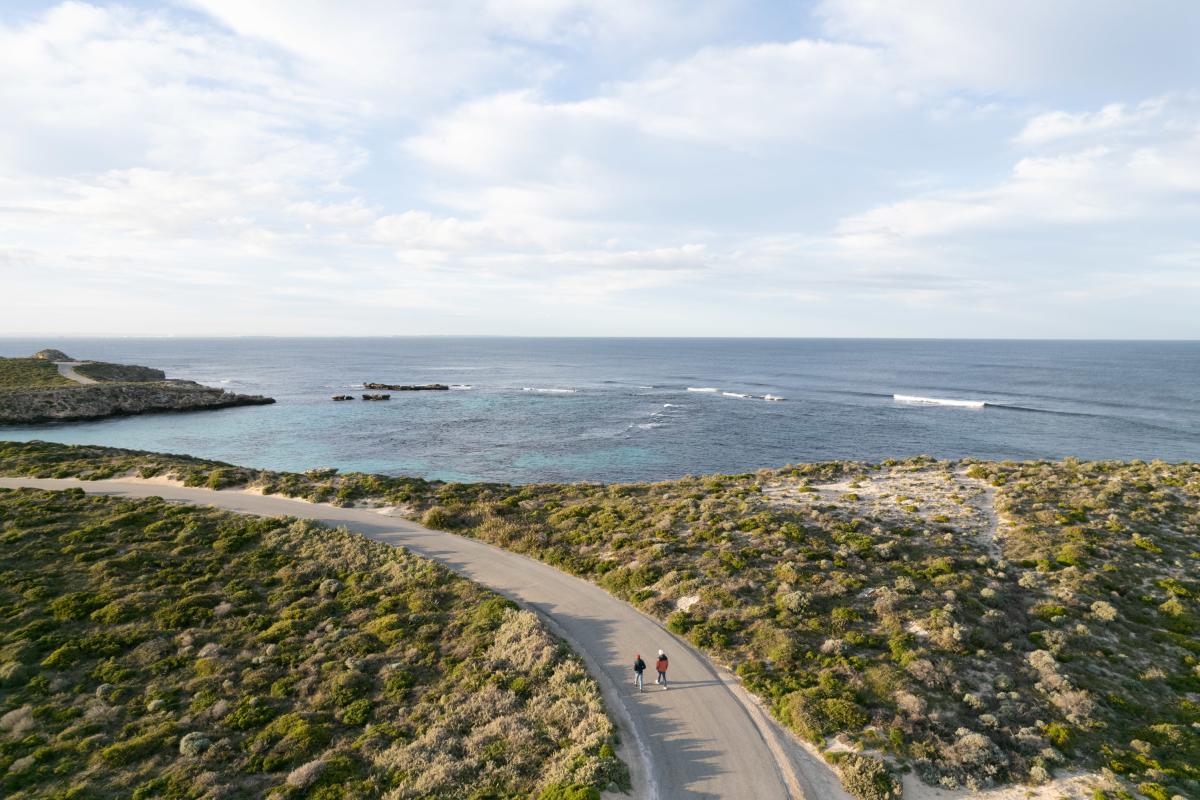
[[655, 649, 669, 689]]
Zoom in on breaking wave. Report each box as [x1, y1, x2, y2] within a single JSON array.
[[894, 394, 986, 409]]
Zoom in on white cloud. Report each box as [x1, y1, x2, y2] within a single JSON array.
[[610, 39, 907, 148], [288, 199, 379, 228], [406, 37, 906, 180], [816, 0, 1200, 96], [1, 2, 1198, 337], [1015, 101, 1164, 145], [184, 0, 743, 110], [838, 96, 1200, 245]]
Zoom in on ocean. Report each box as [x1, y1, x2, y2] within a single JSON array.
[[1, 338, 1197, 483]]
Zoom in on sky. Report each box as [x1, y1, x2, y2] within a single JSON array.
[[1, 1, 1199, 338]]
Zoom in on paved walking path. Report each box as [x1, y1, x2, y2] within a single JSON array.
[[0, 478, 850, 800]]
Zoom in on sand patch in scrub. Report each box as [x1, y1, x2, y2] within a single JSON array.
[[902, 769, 1105, 800], [761, 462, 1005, 558]]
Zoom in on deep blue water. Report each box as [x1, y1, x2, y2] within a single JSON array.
[[1, 338, 1197, 483]]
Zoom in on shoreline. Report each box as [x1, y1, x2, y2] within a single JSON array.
[[0, 381, 274, 424]]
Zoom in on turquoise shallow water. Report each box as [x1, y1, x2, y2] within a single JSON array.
[[1, 337, 1197, 483]]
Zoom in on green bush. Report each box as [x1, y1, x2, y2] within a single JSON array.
[[341, 698, 371, 725], [47, 592, 103, 621], [223, 697, 277, 731], [782, 691, 826, 742], [98, 724, 177, 766], [538, 785, 600, 800], [834, 754, 899, 800], [421, 506, 453, 529], [327, 671, 371, 707]]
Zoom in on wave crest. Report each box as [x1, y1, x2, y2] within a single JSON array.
[[894, 394, 986, 409]]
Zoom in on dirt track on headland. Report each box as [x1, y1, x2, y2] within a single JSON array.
[[54, 361, 98, 383], [0, 477, 850, 800]]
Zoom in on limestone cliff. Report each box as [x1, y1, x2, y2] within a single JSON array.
[[0, 380, 274, 424]]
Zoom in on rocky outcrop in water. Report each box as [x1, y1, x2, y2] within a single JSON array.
[[363, 382, 449, 391], [0, 380, 274, 424]]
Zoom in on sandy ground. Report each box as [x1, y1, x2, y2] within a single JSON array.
[[902, 770, 1105, 800], [54, 361, 98, 384], [762, 465, 1004, 558]]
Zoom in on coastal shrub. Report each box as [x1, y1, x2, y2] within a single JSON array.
[[420, 506, 453, 529], [6, 442, 1200, 798], [223, 697, 277, 731], [834, 754, 900, 800], [538, 785, 601, 800], [206, 468, 240, 490], [98, 723, 178, 766], [340, 699, 371, 725], [245, 713, 331, 772], [48, 591, 104, 621], [0, 357, 75, 388], [0, 486, 624, 799], [782, 691, 827, 742]]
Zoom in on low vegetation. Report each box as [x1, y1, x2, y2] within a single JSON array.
[[0, 483, 625, 798], [0, 359, 73, 390], [71, 362, 166, 383], [0, 354, 161, 389], [1, 440, 1196, 800]]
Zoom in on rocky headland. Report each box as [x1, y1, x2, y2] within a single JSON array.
[[0, 350, 274, 424]]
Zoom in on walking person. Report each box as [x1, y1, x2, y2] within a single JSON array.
[[633, 653, 646, 692], [655, 649, 669, 689]]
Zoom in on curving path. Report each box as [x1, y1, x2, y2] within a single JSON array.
[[0, 478, 849, 800], [54, 361, 98, 384]]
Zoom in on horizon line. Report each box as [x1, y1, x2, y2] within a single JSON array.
[[1, 334, 1198, 343]]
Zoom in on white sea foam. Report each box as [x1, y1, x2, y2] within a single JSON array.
[[687, 387, 718, 393], [663, 403, 681, 407], [893, 394, 985, 409], [722, 392, 750, 398], [763, 394, 785, 402], [636, 422, 665, 429], [522, 387, 577, 394], [449, 384, 472, 390]]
